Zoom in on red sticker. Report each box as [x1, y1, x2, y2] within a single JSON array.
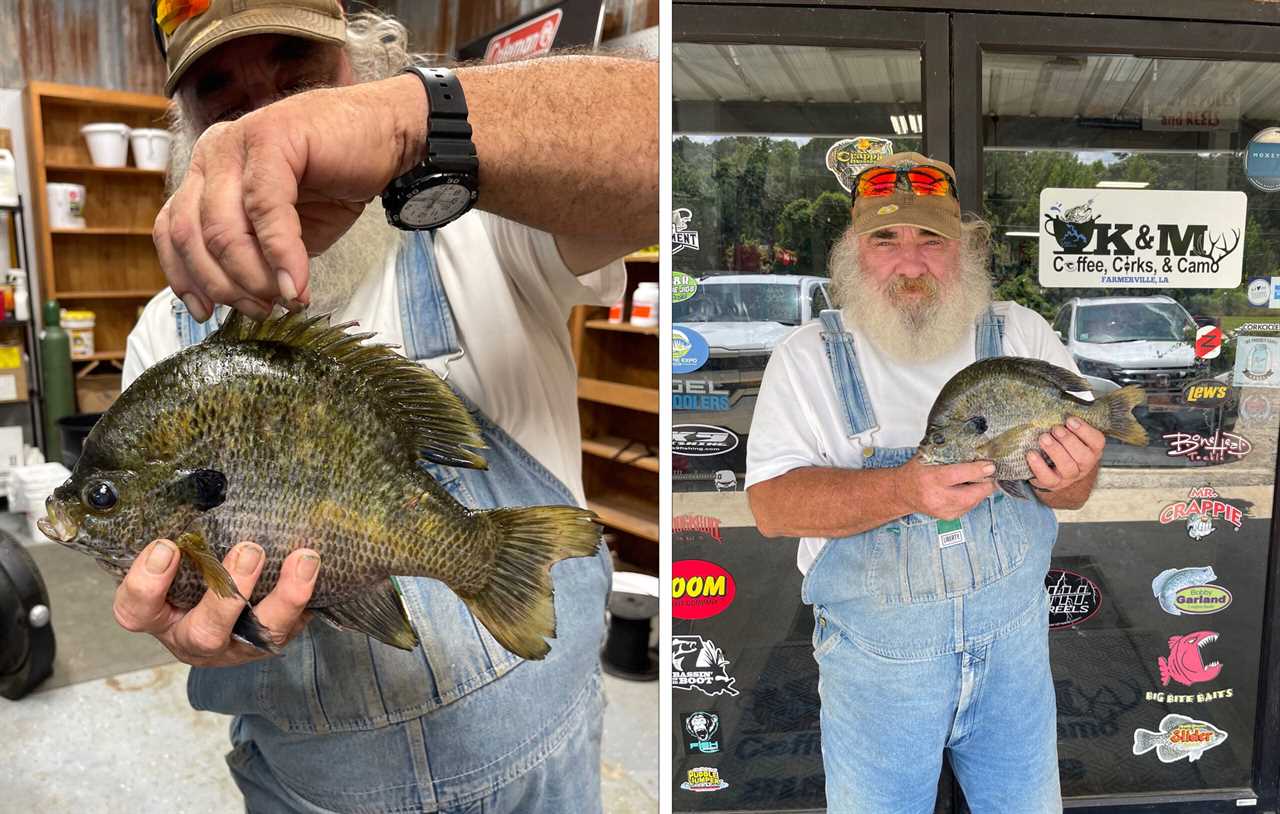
[[1196, 325, 1222, 359], [672, 559, 735, 620], [484, 9, 562, 64]]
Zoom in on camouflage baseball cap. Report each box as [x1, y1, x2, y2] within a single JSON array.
[[156, 0, 347, 96], [850, 151, 962, 240]]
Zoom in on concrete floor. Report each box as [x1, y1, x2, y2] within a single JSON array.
[[0, 535, 658, 813]]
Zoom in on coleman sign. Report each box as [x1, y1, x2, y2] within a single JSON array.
[[483, 9, 562, 64], [1038, 189, 1246, 289]]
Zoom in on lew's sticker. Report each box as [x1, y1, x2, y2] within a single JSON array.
[[673, 208, 700, 254], [674, 514, 723, 544], [1157, 630, 1222, 688], [681, 766, 729, 793], [673, 272, 698, 303], [672, 560, 735, 620], [1159, 486, 1245, 540], [1162, 430, 1252, 463], [825, 136, 894, 192], [1181, 379, 1230, 406], [673, 424, 739, 457], [1133, 715, 1227, 763], [1234, 335, 1280, 388], [484, 9, 562, 64], [684, 711, 721, 755], [672, 635, 739, 697], [1045, 569, 1102, 629], [1038, 188, 1246, 289], [672, 326, 710, 374], [1152, 566, 1231, 616]]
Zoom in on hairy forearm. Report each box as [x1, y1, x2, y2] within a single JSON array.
[[748, 467, 911, 539], [393, 56, 658, 244], [1037, 466, 1099, 510]]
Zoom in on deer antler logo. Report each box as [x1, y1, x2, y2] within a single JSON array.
[[1192, 229, 1242, 273]]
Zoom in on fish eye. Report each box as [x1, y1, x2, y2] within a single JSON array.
[[82, 481, 118, 512], [932, 432, 945, 445]]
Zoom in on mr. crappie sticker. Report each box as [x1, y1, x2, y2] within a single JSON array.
[[825, 136, 893, 192], [1038, 188, 1246, 289], [672, 325, 710, 374]]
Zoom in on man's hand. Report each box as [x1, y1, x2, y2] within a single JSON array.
[[899, 456, 997, 520], [113, 538, 320, 667], [155, 74, 428, 322], [1027, 416, 1105, 494]]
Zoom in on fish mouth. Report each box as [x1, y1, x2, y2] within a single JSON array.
[[37, 495, 79, 544]]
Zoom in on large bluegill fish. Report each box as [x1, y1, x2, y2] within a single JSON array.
[[917, 357, 1148, 497], [37, 310, 600, 660]]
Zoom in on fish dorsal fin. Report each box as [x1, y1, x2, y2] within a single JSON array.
[[210, 310, 486, 469], [997, 356, 1091, 394]]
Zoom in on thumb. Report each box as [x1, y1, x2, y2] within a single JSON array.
[[938, 460, 997, 486]]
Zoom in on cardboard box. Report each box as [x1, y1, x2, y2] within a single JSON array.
[[0, 345, 28, 403], [76, 372, 121, 413]]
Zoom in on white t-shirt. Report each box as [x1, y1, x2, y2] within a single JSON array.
[[743, 301, 1081, 575], [123, 211, 626, 507]]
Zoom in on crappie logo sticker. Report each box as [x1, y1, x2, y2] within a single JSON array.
[[1152, 566, 1231, 616], [673, 514, 723, 544], [1181, 379, 1230, 407], [1159, 487, 1245, 540], [672, 560, 735, 620], [672, 326, 710, 374], [1133, 714, 1227, 763], [1234, 335, 1280, 388], [1162, 430, 1251, 464], [683, 711, 721, 755], [681, 766, 729, 793], [672, 424, 739, 457], [672, 635, 739, 697], [1045, 569, 1102, 629], [825, 136, 893, 192], [1038, 188, 1246, 289]]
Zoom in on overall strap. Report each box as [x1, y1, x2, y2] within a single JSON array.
[[818, 309, 878, 438], [974, 305, 1005, 360], [395, 230, 462, 362]]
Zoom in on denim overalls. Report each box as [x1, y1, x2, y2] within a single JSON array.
[[803, 309, 1063, 814], [172, 232, 612, 814]]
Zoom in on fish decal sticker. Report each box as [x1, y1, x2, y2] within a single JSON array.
[[1132, 714, 1227, 763], [1158, 631, 1222, 687]]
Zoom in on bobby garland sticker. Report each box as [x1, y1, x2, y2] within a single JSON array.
[[1132, 714, 1227, 763], [681, 766, 729, 792], [1038, 188, 1246, 288], [1152, 566, 1231, 616], [1045, 569, 1102, 629], [683, 711, 721, 754], [672, 635, 740, 697], [673, 208, 700, 254], [1234, 335, 1280, 387], [1162, 430, 1251, 463], [1159, 486, 1245, 540]]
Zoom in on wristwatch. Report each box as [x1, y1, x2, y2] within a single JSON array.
[[382, 67, 479, 231]]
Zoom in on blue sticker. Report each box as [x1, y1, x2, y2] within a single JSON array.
[[1245, 128, 1280, 192], [673, 325, 710, 374]]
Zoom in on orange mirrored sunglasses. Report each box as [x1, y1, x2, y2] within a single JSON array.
[[853, 164, 957, 200]]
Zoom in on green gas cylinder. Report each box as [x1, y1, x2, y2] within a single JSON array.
[[39, 300, 74, 464]]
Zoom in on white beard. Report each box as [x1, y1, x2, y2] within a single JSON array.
[[167, 110, 402, 318], [828, 229, 993, 363]]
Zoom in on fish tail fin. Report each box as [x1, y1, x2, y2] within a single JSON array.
[[1133, 728, 1161, 755], [461, 506, 601, 661], [1097, 385, 1148, 446], [1158, 656, 1172, 686]]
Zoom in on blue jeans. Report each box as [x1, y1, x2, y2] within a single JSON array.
[[813, 589, 1060, 813], [227, 669, 606, 813]]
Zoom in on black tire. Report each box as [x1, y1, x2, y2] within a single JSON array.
[[0, 529, 56, 699]]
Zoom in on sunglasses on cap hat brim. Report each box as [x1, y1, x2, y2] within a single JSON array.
[[853, 163, 958, 201]]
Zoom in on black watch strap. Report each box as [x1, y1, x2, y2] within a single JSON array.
[[403, 66, 477, 175]]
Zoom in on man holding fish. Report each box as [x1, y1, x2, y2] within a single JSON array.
[[97, 2, 655, 812], [746, 152, 1143, 812]]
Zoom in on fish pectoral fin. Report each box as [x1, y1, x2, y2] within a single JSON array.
[[1156, 744, 1181, 763], [998, 479, 1032, 499], [231, 605, 282, 655], [174, 531, 241, 600], [176, 468, 228, 511], [977, 427, 1029, 462], [313, 580, 419, 651]]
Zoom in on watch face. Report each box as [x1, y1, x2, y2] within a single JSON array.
[[402, 182, 472, 227]]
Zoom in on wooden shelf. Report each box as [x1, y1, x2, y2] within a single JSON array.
[[588, 496, 659, 542], [584, 319, 658, 336], [53, 289, 157, 300], [581, 435, 659, 473], [46, 163, 166, 177], [52, 227, 153, 236], [73, 351, 126, 361], [624, 252, 659, 263], [577, 378, 659, 413]]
